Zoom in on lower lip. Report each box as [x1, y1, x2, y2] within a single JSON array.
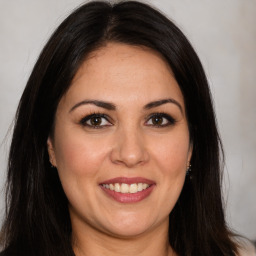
[[100, 185, 155, 203]]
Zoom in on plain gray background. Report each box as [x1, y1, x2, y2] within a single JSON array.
[[0, 0, 255, 241]]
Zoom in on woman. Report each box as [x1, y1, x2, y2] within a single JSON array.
[[0, 1, 249, 255]]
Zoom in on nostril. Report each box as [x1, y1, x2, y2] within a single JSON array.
[[109, 136, 149, 167]]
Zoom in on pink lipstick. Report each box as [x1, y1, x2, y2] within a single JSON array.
[[99, 177, 155, 203]]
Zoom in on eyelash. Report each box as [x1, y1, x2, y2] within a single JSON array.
[[79, 113, 112, 128], [146, 112, 176, 127], [79, 112, 176, 129]]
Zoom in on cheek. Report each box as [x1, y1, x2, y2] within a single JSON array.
[[52, 130, 111, 211], [152, 131, 190, 175], [151, 134, 189, 213], [150, 129, 190, 207], [53, 130, 110, 178]]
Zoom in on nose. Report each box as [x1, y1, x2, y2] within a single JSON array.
[[110, 127, 149, 168]]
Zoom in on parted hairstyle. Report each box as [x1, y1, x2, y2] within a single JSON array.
[[0, 1, 238, 255]]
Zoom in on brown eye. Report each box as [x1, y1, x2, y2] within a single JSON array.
[[90, 116, 102, 126], [80, 114, 112, 128], [151, 116, 164, 125], [146, 113, 176, 127]]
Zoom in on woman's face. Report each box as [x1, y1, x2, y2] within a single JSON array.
[[48, 42, 192, 238]]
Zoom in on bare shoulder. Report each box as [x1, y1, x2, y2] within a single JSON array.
[[237, 239, 256, 256]]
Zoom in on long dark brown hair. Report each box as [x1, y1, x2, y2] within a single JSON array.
[[0, 1, 238, 255]]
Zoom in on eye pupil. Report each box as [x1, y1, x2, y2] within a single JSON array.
[[152, 116, 163, 125], [91, 117, 102, 126]]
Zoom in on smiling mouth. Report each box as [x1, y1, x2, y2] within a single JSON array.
[[101, 183, 150, 193], [99, 177, 155, 203]]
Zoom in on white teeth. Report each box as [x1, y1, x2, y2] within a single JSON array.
[[137, 183, 143, 191], [102, 183, 150, 193], [121, 183, 129, 193], [114, 183, 121, 192], [142, 183, 148, 190], [129, 184, 137, 193]]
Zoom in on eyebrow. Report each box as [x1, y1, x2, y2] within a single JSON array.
[[69, 98, 183, 114], [69, 100, 116, 112], [144, 98, 183, 114]]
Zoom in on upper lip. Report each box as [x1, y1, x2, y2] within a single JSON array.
[[100, 177, 155, 185]]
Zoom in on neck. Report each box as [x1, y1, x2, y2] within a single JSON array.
[[72, 218, 176, 256]]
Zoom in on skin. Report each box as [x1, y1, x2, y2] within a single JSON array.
[[48, 42, 192, 256]]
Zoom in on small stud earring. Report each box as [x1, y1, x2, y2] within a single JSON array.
[[186, 163, 192, 180]]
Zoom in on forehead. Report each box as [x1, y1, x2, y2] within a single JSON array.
[[61, 42, 184, 109], [73, 42, 174, 84]]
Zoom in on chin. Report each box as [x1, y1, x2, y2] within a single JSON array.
[[106, 223, 152, 238], [101, 211, 160, 238]]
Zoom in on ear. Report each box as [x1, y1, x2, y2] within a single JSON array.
[[47, 137, 57, 167], [187, 142, 193, 165]]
